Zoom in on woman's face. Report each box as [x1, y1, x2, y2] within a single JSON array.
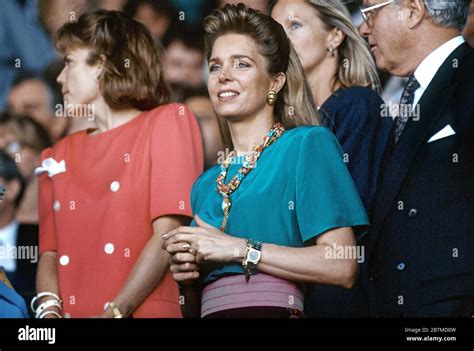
[[57, 48, 102, 109], [272, 0, 331, 75], [207, 33, 274, 121]]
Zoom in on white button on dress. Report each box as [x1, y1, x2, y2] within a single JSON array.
[[104, 243, 115, 254], [110, 181, 120, 192], [59, 255, 70, 266]]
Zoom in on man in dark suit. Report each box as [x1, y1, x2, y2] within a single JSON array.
[[0, 150, 38, 315], [359, 0, 474, 317]]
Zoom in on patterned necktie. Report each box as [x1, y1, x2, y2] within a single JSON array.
[[393, 74, 420, 144]]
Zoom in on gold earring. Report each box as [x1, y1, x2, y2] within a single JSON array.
[[267, 90, 277, 106]]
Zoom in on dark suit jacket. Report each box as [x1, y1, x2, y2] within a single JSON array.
[[366, 42, 474, 317]]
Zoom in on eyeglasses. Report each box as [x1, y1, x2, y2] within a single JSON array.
[[360, 1, 394, 26]]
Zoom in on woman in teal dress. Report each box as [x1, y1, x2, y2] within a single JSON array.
[[162, 4, 369, 318]]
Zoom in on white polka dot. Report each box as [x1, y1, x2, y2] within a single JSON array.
[[104, 243, 115, 254], [59, 255, 70, 266], [53, 200, 61, 211], [110, 181, 120, 192], [103, 302, 110, 311], [63, 313, 71, 318]]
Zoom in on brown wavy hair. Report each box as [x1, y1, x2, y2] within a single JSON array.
[[55, 9, 170, 111], [204, 4, 320, 149]]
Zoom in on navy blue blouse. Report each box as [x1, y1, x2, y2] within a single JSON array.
[[305, 86, 392, 318], [319, 86, 392, 219]]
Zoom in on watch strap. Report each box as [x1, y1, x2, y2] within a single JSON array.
[[242, 238, 262, 281]]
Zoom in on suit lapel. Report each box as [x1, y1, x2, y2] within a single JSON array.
[[368, 43, 472, 258]]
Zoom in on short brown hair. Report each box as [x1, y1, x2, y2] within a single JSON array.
[[56, 10, 170, 111]]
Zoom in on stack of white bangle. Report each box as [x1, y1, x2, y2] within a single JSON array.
[[31, 292, 63, 318]]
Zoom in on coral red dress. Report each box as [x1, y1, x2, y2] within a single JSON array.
[[38, 103, 203, 317]]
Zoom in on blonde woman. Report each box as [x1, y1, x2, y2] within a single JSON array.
[[271, 0, 392, 317], [272, 0, 391, 217], [163, 4, 369, 318]]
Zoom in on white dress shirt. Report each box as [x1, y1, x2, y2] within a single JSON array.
[[0, 220, 19, 272], [412, 36, 465, 108]]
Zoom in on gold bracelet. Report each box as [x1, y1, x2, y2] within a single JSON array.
[[108, 302, 123, 318], [242, 241, 251, 281]]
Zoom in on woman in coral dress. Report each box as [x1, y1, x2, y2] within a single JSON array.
[[34, 10, 203, 318]]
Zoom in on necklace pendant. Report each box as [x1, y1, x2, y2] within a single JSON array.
[[220, 197, 231, 231], [222, 197, 231, 216]]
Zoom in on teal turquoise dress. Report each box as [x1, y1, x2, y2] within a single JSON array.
[[190, 126, 369, 283]]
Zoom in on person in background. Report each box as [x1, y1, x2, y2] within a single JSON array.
[[162, 23, 207, 92], [161, 23, 222, 169], [163, 4, 368, 318], [219, 0, 270, 13], [7, 73, 69, 142], [169, 0, 217, 26], [271, 0, 391, 318], [38, 0, 92, 39], [124, 0, 177, 41], [185, 94, 223, 170], [0, 279, 29, 318], [35, 10, 203, 318], [360, 0, 473, 317], [0, 0, 55, 110], [0, 150, 38, 314], [0, 113, 52, 224], [271, 0, 391, 218], [97, 0, 128, 11]]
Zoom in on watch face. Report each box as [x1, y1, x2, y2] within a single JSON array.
[[248, 249, 261, 263]]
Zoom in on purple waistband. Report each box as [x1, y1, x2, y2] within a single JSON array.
[[201, 273, 304, 318]]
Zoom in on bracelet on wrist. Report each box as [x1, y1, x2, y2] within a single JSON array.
[[38, 310, 62, 319], [31, 292, 62, 313]]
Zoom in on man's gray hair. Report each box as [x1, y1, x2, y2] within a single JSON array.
[[396, 0, 470, 31]]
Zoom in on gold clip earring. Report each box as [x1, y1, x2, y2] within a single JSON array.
[[267, 90, 277, 106]]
